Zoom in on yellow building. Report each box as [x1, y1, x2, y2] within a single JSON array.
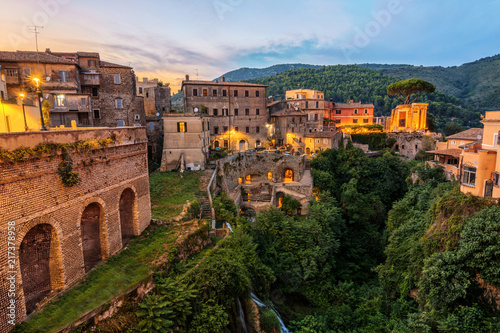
[[460, 111, 500, 198], [389, 103, 428, 132], [285, 89, 325, 133]]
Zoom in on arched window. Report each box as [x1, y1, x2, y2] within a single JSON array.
[[119, 189, 136, 246], [284, 169, 294, 182], [81, 203, 104, 272]]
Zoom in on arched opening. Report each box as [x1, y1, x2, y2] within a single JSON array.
[[256, 140, 261, 147], [306, 147, 311, 156], [276, 192, 285, 208], [238, 177, 243, 184], [245, 175, 251, 184], [81, 203, 103, 273], [239, 140, 246, 151], [119, 188, 136, 246], [268, 172, 273, 180], [240, 205, 257, 222], [20, 224, 63, 314], [214, 140, 220, 148], [284, 169, 294, 182]]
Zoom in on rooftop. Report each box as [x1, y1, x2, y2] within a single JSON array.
[[182, 80, 267, 88], [426, 148, 462, 158], [447, 128, 483, 141], [326, 101, 375, 109], [0, 51, 76, 65], [305, 130, 340, 138]]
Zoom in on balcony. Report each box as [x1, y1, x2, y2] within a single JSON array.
[[82, 74, 100, 86]]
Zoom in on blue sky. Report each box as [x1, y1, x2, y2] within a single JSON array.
[[1, 0, 499, 91]]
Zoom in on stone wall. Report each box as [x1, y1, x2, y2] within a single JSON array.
[[388, 133, 437, 160], [0, 127, 151, 332]]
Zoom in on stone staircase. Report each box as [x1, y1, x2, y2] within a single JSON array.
[[200, 198, 212, 219]]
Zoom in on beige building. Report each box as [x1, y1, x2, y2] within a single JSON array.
[[268, 100, 308, 152], [136, 77, 159, 97], [305, 130, 344, 155], [160, 113, 210, 171], [182, 75, 268, 150], [285, 89, 325, 133]]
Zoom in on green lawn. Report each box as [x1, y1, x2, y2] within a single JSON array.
[[149, 171, 202, 221]]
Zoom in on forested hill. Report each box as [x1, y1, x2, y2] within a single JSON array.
[[379, 54, 500, 111], [215, 63, 321, 82], [246, 65, 482, 131]]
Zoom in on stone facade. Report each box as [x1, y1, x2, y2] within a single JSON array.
[[268, 100, 308, 152], [144, 86, 171, 117], [0, 127, 151, 332], [182, 76, 268, 150], [388, 132, 437, 160], [305, 130, 344, 155], [285, 89, 325, 133], [160, 114, 210, 171]]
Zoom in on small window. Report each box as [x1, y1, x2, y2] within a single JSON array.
[[316, 139, 320, 143], [256, 91, 260, 97], [59, 71, 69, 82], [139, 87, 143, 94], [203, 89, 207, 96], [92, 87, 98, 96], [23, 68, 31, 78], [222, 89, 227, 97], [214, 126, 219, 134], [115, 98, 123, 109], [323, 139, 327, 144], [223, 108, 228, 116], [81, 97, 87, 106], [134, 114, 140, 121], [149, 122, 154, 130], [114, 74, 121, 84], [245, 108, 249, 116], [6, 69, 18, 77], [353, 118, 358, 123], [245, 90, 249, 97], [93, 109, 100, 119], [246, 127, 249, 133], [268, 172, 273, 180], [354, 109, 358, 114], [314, 114, 318, 121], [234, 108, 238, 116], [193, 88, 198, 96], [364, 109, 368, 114], [235, 126, 239, 132], [336, 109, 341, 114], [452, 140, 456, 145], [146, 92, 149, 98], [256, 108, 260, 115], [88, 59, 96, 67], [494, 172, 500, 187], [363, 118, 368, 123], [223, 126, 228, 132], [177, 122, 187, 132], [213, 108, 218, 116], [256, 126, 260, 133], [213, 89, 217, 96], [462, 166, 476, 187], [306, 101, 309, 108], [316, 101, 319, 108], [234, 90, 238, 97], [117, 120, 125, 127]]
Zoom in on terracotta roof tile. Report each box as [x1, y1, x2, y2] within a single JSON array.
[[0, 51, 76, 64], [446, 128, 483, 141], [99, 60, 132, 69], [426, 148, 462, 158], [182, 80, 267, 88]]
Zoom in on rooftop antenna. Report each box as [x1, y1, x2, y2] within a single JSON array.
[[29, 25, 44, 63]]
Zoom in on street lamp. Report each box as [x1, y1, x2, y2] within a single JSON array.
[[19, 93, 28, 131], [32, 78, 47, 131]]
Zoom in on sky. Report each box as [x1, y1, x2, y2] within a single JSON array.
[[1, 0, 499, 92]]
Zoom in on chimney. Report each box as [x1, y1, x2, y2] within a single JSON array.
[[185, 74, 189, 81], [221, 76, 225, 82], [45, 48, 51, 53]]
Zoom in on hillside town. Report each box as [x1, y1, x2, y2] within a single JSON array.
[[1, 46, 500, 333]]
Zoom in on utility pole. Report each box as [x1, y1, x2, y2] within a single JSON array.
[[29, 25, 43, 63]]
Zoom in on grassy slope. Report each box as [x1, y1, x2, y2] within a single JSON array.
[[18, 171, 202, 332]]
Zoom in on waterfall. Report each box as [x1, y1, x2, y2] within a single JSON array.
[[226, 222, 289, 333], [236, 298, 249, 333], [251, 292, 290, 333]]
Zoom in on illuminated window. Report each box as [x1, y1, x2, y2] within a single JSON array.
[[177, 122, 187, 132], [245, 175, 251, 184], [55, 94, 67, 107], [238, 178, 243, 184], [203, 89, 207, 96], [268, 172, 273, 180], [284, 169, 293, 182], [245, 108, 249, 115]]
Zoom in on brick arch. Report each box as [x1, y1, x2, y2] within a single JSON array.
[[78, 198, 109, 272], [19, 223, 64, 314], [282, 167, 295, 182], [119, 187, 138, 247], [240, 204, 257, 217]]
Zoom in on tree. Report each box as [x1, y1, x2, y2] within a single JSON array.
[[387, 78, 436, 104]]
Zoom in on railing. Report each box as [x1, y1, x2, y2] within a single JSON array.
[[207, 166, 218, 229]]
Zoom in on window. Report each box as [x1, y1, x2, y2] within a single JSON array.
[[149, 122, 154, 130], [292, 117, 295, 123], [245, 108, 249, 116], [54, 94, 67, 107], [462, 166, 476, 187], [146, 92, 149, 98], [139, 87, 143, 94], [214, 126, 219, 134], [256, 126, 260, 133], [256, 91, 260, 97], [59, 71, 69, 82], [235, 127, 239, 132], [494, 133, 498, 147], [92, 87, 98, 96], [115, 98, 123, 109], [81, 97, 87, 106], [234, 90, 238, 97], [134, 114, 140, 121], [256, 108, 260, 115], [316, 139, 320, 143], [193, 88, 198, 96], [234, 108, 238, 116], [314, 114, 318, 121], [364, 109, 368, 114], [23, 68, 31, 78], [202, 89, 207, 96], [323, 139, 328, 144], [223, 126, 228, 132], [451, 140, 456, 145], [354, 109, 358, 114], [114, 74, 121, 84], [494, 172, 500, 187], [177, 122, 187, 132], [117, 120, 125, 127], [305, 101, 309, 108], [363, 118, 368, 123], [6, 69, 18, 77], [336, 109, 341, 114], [88, 59, 96, 67], [316, 101, 319, 108], [213, 89, 217, 96], [335, 119, 341, 123], [222, 89, 227, 97], [224, 140, 229, 148], [213, 108, 218, 116], [353, 118, 358, 123], [246, 127, 249, 133], [93, 109, 100, 119], [245, 90, 249, 97]]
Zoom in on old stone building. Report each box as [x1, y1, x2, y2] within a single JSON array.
[[305, 130, 344, 155], [285, 89, 325, 133], [143, 86, 171, 164], [0, 127, 151, 331], [160, 113, 210, 171], [182, 76, 268, 150], [135, 77, 159, 97], [268, 100, 308, 152]]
